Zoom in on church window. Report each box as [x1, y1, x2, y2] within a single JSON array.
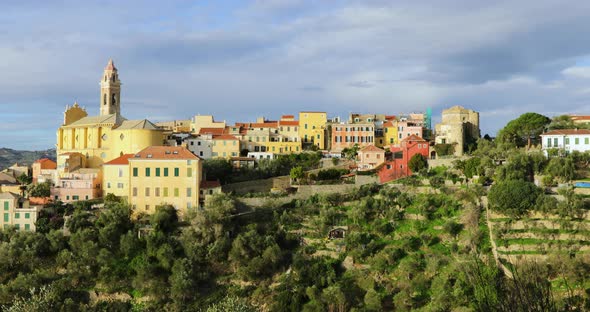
[[104, 95, 107, 105], [120, 134, 124, 140], [112, 94, 117, 105]]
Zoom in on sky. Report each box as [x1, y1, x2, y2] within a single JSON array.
[[2, 0, 590, 150]]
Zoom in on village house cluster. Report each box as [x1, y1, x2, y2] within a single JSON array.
[[1, 60, 486, 231]]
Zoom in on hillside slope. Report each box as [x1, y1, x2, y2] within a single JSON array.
[[0, 148, 56, 170]]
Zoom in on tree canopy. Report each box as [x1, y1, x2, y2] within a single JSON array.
[[408, 154, 428, 173], [488, 180, 541, 217], [497, 112, 551, 148]]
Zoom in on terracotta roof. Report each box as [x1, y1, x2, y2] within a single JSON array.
[[281, 115, 295, 119], [279, 120, 299, 126], [542, 129, 590, 135], [213, 134, 238, 141], [401, 135, 427, 142], [200, 180, 221, 189], [199, 127, 226, 135], [571, 115, 590, 121], [383, 121, 395, 127], [34, 158, 54, 164], [360, 145, 385, 153], [104, 154, 134, 165], [250, 122, 278, 128], [132, 146, 198, 160]]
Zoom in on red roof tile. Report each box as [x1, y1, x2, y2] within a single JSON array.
[[542, 129, 590, 135], [281, 115, 295, 119], [199, 127, 226, 135], [360, 145, 385, 153], [250, 122, 278, 128], [213, 134, 239, 141], [132, 146, 198, 160], [279, 120, 299, 126], [104, 154, 134, 165], [200, 180, 221, 189], [401, 135, 427, 142]]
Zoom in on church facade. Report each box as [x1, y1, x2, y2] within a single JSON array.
[[56, 60, 164, 169]]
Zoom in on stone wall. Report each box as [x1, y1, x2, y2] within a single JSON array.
[[222, 176, 291, 195]]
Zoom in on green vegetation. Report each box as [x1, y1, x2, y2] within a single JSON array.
[[408, 153, 428, 173], [497, 112, 551, 148], [204, 152, 322, 184]]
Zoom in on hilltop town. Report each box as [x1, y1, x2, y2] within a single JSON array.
[[2, 61, 590, 310]]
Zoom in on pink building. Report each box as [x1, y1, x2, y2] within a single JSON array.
[[51, 169, 102, 202], [397, 120, 424, 141]]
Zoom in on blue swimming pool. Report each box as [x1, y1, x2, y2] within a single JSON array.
[[575, 182, 590, 188]]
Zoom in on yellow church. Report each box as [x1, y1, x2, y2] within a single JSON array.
[[56, 60, 163, 169]]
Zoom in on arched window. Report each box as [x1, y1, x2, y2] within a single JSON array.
[[112, 94, 117, 105], [103, 95, 107, 105]]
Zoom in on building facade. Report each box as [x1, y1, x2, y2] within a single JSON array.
[[434, 106, 480, 156], [540, 129, 590, 155], [330, 123, 375, 152], [357, 145, 385, 171], [378, 135, 429, 183], [102, 154, 134, 199], [128, 146, 202, 216], [0, 192, 40, 231], [32, 158, 57, 184], [299, 112, 327, 149]]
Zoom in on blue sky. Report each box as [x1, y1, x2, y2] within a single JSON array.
[[3, 0, 590, 150]]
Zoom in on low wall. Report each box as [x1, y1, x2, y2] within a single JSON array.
[[223, 176, 290, 195], [296, 184, 356, 198]]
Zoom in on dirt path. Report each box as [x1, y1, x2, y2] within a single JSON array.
[[483, 196, 513, 279]]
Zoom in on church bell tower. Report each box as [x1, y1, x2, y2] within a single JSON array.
[[100, 59, 121, 116]]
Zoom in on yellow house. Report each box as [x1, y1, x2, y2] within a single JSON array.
[[102, 154, 134, 200], [191, 115, 226, 134], [0, 192, 40, 231], [267, 141, 301, 154], [211, 134, 240, 158], [128, 146, 202, 216], [383, 120, 399, 147], [299, 111, 327, 149], [56, 60, 163, 169]]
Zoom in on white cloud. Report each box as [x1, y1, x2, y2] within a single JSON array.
[[562, 66, 590, 79]]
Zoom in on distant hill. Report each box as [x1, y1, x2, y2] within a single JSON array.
[[0, 148, 56, 171]]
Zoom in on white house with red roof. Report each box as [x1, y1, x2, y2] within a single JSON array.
[[541, 129, 590, 155]]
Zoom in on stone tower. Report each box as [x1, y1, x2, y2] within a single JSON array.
[[100, 59, 121, 116]]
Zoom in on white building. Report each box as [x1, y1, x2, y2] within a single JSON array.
[[540, 129, 590, 155], [186, 135, 213, 159], [247, 152, 276, 160]]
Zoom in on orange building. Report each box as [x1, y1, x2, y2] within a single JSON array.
[[32, 158, 57, 184], [331, 123, 375, 152]]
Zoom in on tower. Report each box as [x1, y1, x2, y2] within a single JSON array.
[[100, 59, 121, 116]]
